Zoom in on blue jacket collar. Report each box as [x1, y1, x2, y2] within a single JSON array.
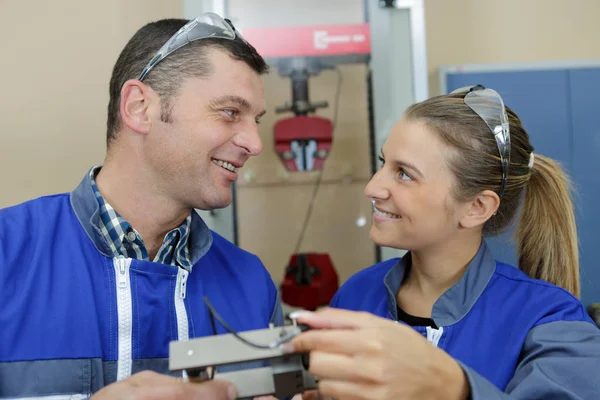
[[69, 168, 213, 268], [384, 241, 496, 326]]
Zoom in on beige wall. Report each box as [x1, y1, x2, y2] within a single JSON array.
[[425, 0, 600, 95], [2, 0, 600, 284], [0, 0, 183, 208]]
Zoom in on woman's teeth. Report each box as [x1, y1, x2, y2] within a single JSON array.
[[212, 158, 236, 172], [374, 208, 400, 219]]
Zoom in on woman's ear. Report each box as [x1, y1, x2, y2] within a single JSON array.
[[459, 190, 500, 229]]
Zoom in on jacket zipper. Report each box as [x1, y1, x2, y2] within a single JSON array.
[[426, 326, 444, 347], [174, 268, 189, 341], [114, 257, 133, 381]]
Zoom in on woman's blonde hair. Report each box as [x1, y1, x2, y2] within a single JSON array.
[[405, 93, 580, 296]]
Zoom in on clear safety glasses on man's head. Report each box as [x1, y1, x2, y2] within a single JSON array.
[[138, 12, 240, 81], [451, 85, 511, 199]]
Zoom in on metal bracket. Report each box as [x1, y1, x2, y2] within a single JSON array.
[[169, 325, 317, 399]]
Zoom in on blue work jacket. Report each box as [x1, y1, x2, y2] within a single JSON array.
[[0, 171, 283, 398], [331, 243, 600, 399]]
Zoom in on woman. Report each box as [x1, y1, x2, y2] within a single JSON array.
[[286, 86, 600, 399]]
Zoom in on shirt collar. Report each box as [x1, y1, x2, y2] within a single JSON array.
[[384, 241, 497, 326], [71, 167, 211, 270]]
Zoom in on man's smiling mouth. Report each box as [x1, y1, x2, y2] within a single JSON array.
[[212, 158, 237, 172]]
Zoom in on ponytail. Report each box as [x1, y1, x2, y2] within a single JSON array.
[[516, 154, 580, 296]]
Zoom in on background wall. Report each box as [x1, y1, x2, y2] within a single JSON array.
[[2, 0, 600, 286], [425, 0, 600, 95], [0, 0, 182, 208]]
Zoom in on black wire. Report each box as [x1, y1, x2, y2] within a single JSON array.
[[292, 67, 343, 255], [331, 67, 343, 131], [203, 296, 276, 349], [209, 309, 217, 336], [292, 170, 322, 255], [203, 296, 304, 350]]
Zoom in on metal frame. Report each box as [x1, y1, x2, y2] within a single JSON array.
[[169, 325, 317, 398], [392, 0, 429, 102], [368, 0, 428, 261]]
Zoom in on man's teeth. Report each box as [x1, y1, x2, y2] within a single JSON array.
[[212, 159, 236, 172], [374, 208, 400, 219]]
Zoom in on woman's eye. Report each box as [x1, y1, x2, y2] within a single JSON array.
[[398, 169, 412, 181], [378, 156, 385, 167]]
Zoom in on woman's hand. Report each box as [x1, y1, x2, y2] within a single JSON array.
[[285, 308, 470, 400]]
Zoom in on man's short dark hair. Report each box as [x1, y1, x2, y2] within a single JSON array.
[[106, 18, 269, 146]]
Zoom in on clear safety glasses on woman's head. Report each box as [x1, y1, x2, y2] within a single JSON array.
[[451, 84, 511, 199], [138, 12, 241, 82]]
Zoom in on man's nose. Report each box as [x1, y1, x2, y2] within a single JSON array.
[[233, 121, 263, 156]]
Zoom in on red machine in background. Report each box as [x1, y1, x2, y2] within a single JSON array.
[[242, 24, 371, 310], [274, 116, 333, 172], [272, 59, 335, 172], [280, 253, 339, 311], [272, 59, 340, 308]]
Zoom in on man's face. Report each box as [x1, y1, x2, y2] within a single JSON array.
[[143, 47, 266, 211]]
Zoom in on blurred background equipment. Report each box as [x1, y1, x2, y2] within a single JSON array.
[[280, 253, 339, 310], [193, 0, 428, 314], [273, 59, 336, 172]]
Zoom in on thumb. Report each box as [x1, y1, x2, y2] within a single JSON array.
[[187, 380, 238, 400]]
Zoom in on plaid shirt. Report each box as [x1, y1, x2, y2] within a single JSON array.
[[90, 168, 192, 269]]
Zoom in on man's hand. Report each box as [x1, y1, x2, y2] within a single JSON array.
[[285, 308, 470, 400], [90, 370, 237, 400]]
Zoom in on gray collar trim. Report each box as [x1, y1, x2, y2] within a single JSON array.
[[384, 242, 496, 326]]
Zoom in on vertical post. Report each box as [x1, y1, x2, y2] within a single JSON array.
[[367, 0, 428, 261]]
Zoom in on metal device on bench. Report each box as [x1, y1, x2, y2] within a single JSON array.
[[169, 298, 317, 399]]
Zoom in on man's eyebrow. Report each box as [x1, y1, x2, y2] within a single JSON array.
[[209, 95, 266, 117], [209, 95, 250, 109], [380, 148, 424, 178], [256, 109, 267, 118]]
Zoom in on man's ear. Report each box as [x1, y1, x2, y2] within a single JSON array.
[[459, 190, 500, 229], [119, 79, 156, 135]]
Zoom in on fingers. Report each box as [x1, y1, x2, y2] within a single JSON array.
[[287, 328, 387, 355], [127, 370, 183, 387], [290, 308, 387, 330], [317, 379, 379, 400], [309, 351, 389, 385], [300, 390, 330, 400], [308, 351, 362, 381], [132, 379, 236, 400], [187, 380, 238, 400], [90, 371, 237, 400]]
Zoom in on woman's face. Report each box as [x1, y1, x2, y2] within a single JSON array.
[[365, 117, 470, 252]]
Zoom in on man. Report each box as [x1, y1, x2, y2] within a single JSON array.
[[0, 13, 282, 398]]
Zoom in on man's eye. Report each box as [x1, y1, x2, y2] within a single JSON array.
[[222, 109, 238, 118]]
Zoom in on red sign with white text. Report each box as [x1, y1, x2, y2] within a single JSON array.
[[241, 23, 371, 58]]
